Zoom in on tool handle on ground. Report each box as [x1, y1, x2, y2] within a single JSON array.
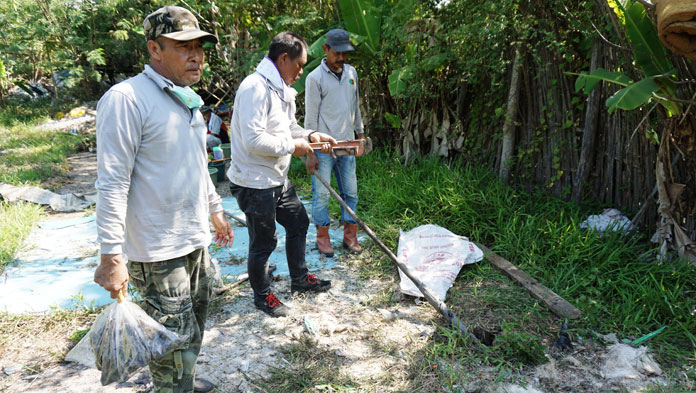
[[312, 172, 481, 347]]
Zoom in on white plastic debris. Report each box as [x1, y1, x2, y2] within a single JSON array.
[[580, 208, 634, 233], [497, 384, 545, 393], [397, 224, 483, 301], [0, 183, 94, 212], [601, 343, 662, 380]]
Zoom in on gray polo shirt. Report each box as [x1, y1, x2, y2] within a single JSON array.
[[304, 59, 364, 142], [95, 65, 222, 262]]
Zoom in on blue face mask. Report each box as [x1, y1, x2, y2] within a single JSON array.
[[170, 85, 204, 110]]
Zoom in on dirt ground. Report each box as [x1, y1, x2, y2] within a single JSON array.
[[0, 124, 685, 393]]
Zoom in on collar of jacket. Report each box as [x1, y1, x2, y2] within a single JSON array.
[[143, 64, 175, 90], [256, 56, 296, 104], [142, 65, 203, 110]]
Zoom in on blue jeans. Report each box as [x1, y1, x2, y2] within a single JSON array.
[[311, 152, 358, 226]]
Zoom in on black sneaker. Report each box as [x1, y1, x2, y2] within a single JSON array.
[[254, 292, 290, 317], [291, 273, 331, 293]]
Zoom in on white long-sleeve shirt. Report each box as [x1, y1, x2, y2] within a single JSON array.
[[304, 59, 364, 141], [227, 57, 311, 189], [95, 65, 222, 262]]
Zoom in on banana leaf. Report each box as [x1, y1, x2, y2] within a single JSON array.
[[338, 0, 382, 55], [606, 77, 659, 113], [573, 68, 632, 94]]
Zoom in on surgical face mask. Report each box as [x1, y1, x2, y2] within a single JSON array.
[[169, 85, 204, 109]]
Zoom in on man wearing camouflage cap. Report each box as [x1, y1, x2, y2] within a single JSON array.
[[94, 6, 232, 393]]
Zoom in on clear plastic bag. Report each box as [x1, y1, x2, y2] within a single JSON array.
[[83, 295, 188, 385]]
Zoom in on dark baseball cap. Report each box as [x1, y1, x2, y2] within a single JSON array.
[[143, 6, 218, 44], [325, 29, 354, 52]]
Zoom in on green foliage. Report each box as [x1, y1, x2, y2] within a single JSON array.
[[350, 151, 696, 358], [574, 68, 632, 93], [605, 76, 659, 112], [69, 328, 89, 342], [387, 65, 415, 97], [494, 323, 547, 365], [338, 0, 383, 55], [0, 201, 43, 272], [621, 0, 672, 77], [0, 100, 91, 185], [575, 0, 681, 116]]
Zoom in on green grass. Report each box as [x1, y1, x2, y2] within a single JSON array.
[[289, 150, 696, 365], [0, 98, 86, 270], [0, 99, 91, 186], [0, 201, 43, 271], [259, 335, 358, 392]]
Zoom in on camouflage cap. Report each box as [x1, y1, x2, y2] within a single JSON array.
[[143, 6, 218, 44]]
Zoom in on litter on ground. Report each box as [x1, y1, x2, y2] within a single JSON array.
[[397, 224, 483, 301], [579, 208, 634, 233]]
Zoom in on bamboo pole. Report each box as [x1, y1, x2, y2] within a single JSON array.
[[572, 41, 603, 203], [499, 46, 523, 184]]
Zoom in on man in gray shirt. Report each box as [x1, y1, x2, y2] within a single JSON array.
[[93, 6, 233, 393], [228, 32, 336, 318], [305, 29, 365, 257]]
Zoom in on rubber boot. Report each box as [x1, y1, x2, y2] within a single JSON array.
[[316, 225, 334, 257], [343, 223, 362, 253]]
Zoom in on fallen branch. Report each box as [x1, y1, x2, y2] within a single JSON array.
[[475, 244, 582, 319]]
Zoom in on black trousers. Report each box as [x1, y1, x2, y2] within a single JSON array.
[[229, 179, 309, 298]]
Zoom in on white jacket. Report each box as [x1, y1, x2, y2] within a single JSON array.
[[227, 57, 311, 189]]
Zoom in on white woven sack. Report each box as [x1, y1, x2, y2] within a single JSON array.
[[397, 224, 483, 301]]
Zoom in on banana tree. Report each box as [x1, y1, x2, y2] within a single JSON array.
[[293, 0, 383, 94], [573, 0, 680, 116], [574, 0, 695, 264]]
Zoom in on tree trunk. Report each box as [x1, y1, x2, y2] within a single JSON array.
[[499, 46, 523, 184], [572, 41, 603, 203]]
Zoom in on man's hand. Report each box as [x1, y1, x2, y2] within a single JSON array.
[[292, 138, 314, 156], [305, 151, 319, 174], [309, 132, 337, 145], [211, 211, 234, 248], [357, 133, 366, 140], [94, 254, 129, 299]]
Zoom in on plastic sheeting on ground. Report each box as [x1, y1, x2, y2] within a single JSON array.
[[0, 183, 96, 212], [0, 197, 360, 314]]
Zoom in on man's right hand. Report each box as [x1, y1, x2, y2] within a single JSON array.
[[94, 253, 129, 299], [292, 138, 314, 157]]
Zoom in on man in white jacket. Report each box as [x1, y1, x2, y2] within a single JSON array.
[[227, 32, 336, 317]]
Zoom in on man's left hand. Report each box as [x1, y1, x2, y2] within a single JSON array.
[[210, 211, 234, 248], [309, 132, 337, 145], [305, 152, 319, 174]]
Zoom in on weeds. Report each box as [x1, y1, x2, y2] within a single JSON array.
[[0, 98, 93, 186], [0, 201, 43, 271], [260, 335, 357, 393], [288, 151, 696, 388]]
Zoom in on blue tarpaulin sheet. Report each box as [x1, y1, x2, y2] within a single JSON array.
[[0, 197, 359, 314]]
